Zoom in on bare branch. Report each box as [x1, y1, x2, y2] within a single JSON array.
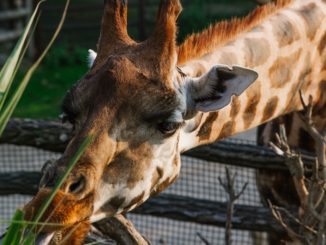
[[270, 125, 309, 207], [219, 167, 248, 245], [93, 214, 150, 245], [268, 200, 306, 243], [299, 91, 326, 181]]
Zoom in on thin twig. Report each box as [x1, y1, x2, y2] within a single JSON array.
[[268, 200, 306, 242], [218, 167, 248, 245]]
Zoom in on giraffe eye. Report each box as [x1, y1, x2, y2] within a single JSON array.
[[157, 121, 182, 135]]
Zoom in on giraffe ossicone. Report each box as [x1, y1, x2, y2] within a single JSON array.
[[22, 0, 326, 244]]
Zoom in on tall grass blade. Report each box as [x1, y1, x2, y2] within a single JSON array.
[[0, 0, 70, 136], [22, 135, 92, 243], [1, 209, 24, 245], [0, 1, 45, 110]]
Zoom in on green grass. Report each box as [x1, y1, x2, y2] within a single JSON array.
[[12, 46, 88, 119], [0, 1, 93, 244]]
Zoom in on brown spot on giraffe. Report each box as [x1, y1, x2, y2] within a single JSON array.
[[262, 96, 279, 122], [184, 112, 203, 133], [124, 191, 145, 211], [319, 32, 326, 71], [313, 80, 326, 114], [156, 167, 164, 178], [299, 52, 313, 90], [103, 146, 152, 190], [173, 155, 179, 166], [272, 14, 300, 47], [150, 166, 164, 192], [318, 32, 326, 54], [243, 82, 261, 128], [152, 175, 178, 196], [269, 49, 302, 88], [218, 121, 235, 140], [285, 82, 301, 112], [109, 196, 126, 210], [197, 112, 219, 140], [243, 38, 270, 67], [229, 96, 240, 119], [295, 3, 324, 40]]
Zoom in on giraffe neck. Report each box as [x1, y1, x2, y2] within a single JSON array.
[[179, 0, 326, 152]]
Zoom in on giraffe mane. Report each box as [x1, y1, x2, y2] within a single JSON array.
[[177, 0, 293, 65]]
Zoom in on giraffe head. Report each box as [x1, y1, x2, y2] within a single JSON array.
[[24, 0, 257, 243]]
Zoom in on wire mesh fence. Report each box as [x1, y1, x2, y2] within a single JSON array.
[[0, 129, 270, 244]]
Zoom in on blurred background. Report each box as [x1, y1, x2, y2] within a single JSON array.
[[0, 0, 259, 119]]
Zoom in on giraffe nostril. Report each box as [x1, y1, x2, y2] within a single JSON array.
[[68, 175, 86, 194]]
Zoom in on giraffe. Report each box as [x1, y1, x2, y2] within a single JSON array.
[[23, 0, 326, 244]]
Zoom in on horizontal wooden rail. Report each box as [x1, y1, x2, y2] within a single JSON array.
[[0, 9, 29, 21], [0, 118, 315, 170], [0, 30, 22, 43], [135, 194, 284, 233], [0, 171, 40, 195], [0, 171, 282, 233]]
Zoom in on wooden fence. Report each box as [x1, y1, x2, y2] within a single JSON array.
[[0, 118, 312, 235], [0, 0, 33, 62]]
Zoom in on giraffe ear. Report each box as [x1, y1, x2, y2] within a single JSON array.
[[186, 65, 258, 113]]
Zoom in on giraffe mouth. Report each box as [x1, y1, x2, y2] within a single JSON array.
[[23, 188, 94, 245]]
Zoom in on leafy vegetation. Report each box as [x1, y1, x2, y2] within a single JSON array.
[[13, 45, 88, 118], [0, 1, 92, 244]]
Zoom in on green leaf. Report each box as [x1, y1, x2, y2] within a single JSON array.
[[22, 135, 92, 243], [0, 0, 70, 136], [1, 209, 25, 245], [0, 1, 44, 110]]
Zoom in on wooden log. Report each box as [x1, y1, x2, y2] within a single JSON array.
[[0, 118, 72, 152], [0, 9, 29, 21], [0, 171, 40, 195], [0, 30, 22, 43], [133, 193, 284, 233], [0, 118, 316, 170], [0, 171, 284, 233], [94, 214, 150, 245], [186, 141, 315, 171]]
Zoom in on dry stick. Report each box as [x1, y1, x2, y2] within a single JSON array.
[[299, 91, 326, 245], [299, 92, 326, 180], [268, 200, 307, 243], [271, 204, 317, 235], [94, 214, 150, 245], [218, 167, 248, 245], [270, 127, 309, 209], [269, 91, 326, 244]]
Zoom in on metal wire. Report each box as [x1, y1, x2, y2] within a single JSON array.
[[0, 138, 267, 244]]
